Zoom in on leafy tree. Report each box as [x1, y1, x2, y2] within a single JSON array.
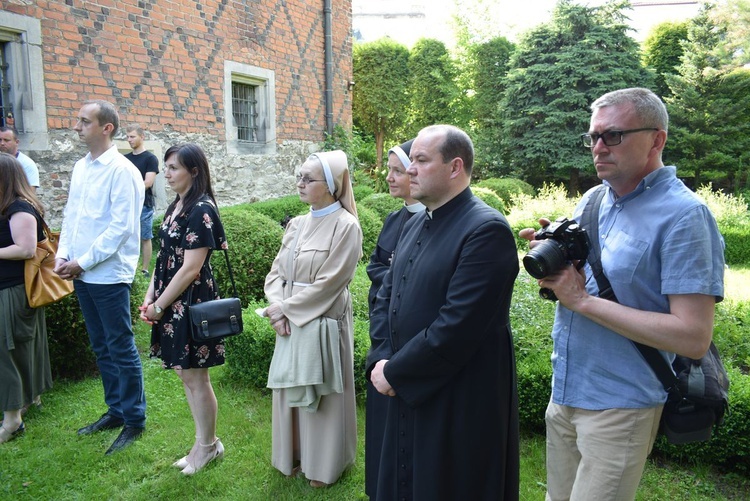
[[709, 0, 750, 67], [471, 36, 515, 178], [642, 21, 688, 97], [499, 0, 653, 193], [665, 7, 750, 191], [352, 39, 411, 169], [403, 38, 461, 138]]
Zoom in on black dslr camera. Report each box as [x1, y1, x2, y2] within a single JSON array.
[[522, 218, 590, 300]]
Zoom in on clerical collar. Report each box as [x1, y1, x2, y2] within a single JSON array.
[[311, 200, 342, 217], [405, 201, 425, 214]]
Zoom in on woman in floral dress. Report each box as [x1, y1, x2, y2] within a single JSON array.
[[140, 143, 227, 475]]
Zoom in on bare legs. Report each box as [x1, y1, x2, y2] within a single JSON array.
[[175, 368, 223, 474], [0, 409, 24, 444], [140, 239, 152, 274]]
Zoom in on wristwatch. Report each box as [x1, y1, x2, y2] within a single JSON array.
[[153, 304, 163, 315]]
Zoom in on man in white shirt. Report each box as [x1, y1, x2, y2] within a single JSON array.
[[0, 126, 40, 192], [54, 100, 147, 454]]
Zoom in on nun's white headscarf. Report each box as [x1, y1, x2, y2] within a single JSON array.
[[309, 150, 358, 220], [388, 139, 414, 170]]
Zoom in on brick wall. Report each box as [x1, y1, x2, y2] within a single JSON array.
[[1, 0, 354, 225], [5, 0, 352, 138]]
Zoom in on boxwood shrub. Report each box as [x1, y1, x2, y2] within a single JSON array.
[[353, 185, 376, 202], [211, 207, 284, 305], [357, 205, 382, 264], [45, 272, 150, 380], [722, 225, 750, 266], [223, 302, 277, 391], [475, 177, 535, 207], [473, 186, 507, 214], [245, 195, 307, 227], [358, 193, 403, 223], [350, 262, 372, 322]]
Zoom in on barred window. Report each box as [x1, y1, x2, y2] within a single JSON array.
[[0, 40, 12, 127], [0, 11, 48, 149], [232, 82, 258, 142], [224, 61, 275, 155]]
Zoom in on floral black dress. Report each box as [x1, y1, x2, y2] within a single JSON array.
[[149, 196, 227, 369]]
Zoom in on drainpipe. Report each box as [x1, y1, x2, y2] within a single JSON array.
[[324, 0, 334, 135]]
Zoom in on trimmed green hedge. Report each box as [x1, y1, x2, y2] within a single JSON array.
[[46, 272, 150, 380], [353, 185, 376, 202], [245, 195, 307, 226], [358, 192, 403, 222], [475, 177, 535, 207], [358, 205, 381, 264], [473, 186, 507, 214], [212, 206, 284, 305], [722, 225, 750, 266], [223, 301, 277, 391]]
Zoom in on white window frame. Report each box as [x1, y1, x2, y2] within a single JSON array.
[[0, 11, 48, 150], [224, 61, 275, 155]]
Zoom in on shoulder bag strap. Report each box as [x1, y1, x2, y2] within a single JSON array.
[[222, 249, 238, 298], [21, 198, 51, 239], [580, 185, 680, 396]]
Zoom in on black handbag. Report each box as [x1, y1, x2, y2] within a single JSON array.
[[188, 249, 244, 341], [580, 185, 729, 444]]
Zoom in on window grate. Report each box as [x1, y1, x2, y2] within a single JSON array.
[[232, 82, 258, 142], [0, 43, 12, 128]]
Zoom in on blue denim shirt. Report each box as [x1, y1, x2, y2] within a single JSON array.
[[551, 166, 725, 409]]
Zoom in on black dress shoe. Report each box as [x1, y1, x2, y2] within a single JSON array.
[[105, 426, 144, 455], [77, 413, 124, 435]]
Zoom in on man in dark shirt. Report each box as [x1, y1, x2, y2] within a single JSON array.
[[125, 125, 159, 277]]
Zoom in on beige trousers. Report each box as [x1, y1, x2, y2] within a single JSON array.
[[545, 401, 663, 501]]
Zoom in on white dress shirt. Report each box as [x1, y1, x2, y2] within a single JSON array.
[[57, 144, 145, 284]]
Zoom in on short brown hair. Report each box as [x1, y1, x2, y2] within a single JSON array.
[[84, 99, 120, 137]]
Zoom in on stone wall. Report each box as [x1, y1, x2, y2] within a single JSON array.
[[29, 131, 317, 228]]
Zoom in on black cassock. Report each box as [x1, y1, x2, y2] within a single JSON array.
[[365, 205, 420, 499], [367, 188, 520, 501]]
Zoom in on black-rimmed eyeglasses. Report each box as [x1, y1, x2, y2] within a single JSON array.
[[295, 174, 326, 184], [581, 128, 659, 148]]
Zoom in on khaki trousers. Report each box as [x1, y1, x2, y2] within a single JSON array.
[[545, 401, 663, 501]]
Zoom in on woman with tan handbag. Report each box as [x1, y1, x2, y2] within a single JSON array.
[[0, 152, 52, 444]]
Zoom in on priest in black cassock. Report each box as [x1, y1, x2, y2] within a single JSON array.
[[367, 124, 520, 501]]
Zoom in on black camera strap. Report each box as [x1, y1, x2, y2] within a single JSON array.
[[580, 186, 616, 301], [581, 185, 680, 397]]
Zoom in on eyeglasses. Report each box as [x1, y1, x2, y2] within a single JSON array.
[[581, 128, 659, 148], [295, 174, 325, 185]]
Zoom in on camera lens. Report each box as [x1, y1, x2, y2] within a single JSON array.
[[523, 240, 568, 279]]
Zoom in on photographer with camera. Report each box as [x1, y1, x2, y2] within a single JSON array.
[[520, 88, 724, 501]]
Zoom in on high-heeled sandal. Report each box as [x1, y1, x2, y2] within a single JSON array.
[[0, 422, 25, 444], [172, 436, 200, 468], [181, 438, 224, 475]]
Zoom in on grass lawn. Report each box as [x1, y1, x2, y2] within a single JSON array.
[[2, 267, 749, 499]]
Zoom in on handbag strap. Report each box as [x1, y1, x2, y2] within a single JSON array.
[[21, 198, 52, 239], [581, 185, 681, 397], [221, 248, 239, 298], [186, 248, 238, 305]]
